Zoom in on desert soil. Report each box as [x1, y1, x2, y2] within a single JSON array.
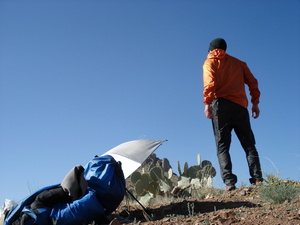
[[113, 186, 300, 225]]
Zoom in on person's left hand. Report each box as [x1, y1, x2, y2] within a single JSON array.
[[251, 104, 260, 119]]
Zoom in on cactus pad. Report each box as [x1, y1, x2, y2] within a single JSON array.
[[177, 160, 182, 176], [149, 181, 159, 195], [187, 165, 201, 178], [131, 171, 142, 184], [149, 166, 163, 181], [135, 179, 149, 196], [140, 173, 151, 184], [197, 153, 201, 166], [183, 162, 189, 176], [167, 168, 173, 179]]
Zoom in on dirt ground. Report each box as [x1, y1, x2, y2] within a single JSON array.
[[112, 186, 300, 225]]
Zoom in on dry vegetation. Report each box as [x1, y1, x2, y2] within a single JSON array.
[[106, 164, 300, 225], [111, 184, 300, 225]]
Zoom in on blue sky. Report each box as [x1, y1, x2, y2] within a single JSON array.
[[1, 1, 299, 204]]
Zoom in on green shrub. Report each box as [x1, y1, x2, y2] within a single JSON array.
[[256, 176, 300, 204]]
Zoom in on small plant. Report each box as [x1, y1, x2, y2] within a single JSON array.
[[256, 175, 300, 204], [187, 202, 195, 218], [203, 215, 210, 224], [52, 218, 58, 225]]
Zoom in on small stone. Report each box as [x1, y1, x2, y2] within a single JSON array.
[[288, 216, 299, 220], [162, 218, 170, 222], [109, 218, 121, 225], [238, 190, 246, 196]]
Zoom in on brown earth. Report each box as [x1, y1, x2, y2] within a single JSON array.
[[112, 186, 300, 225]]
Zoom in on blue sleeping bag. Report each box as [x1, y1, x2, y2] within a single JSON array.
[[4, 184, 58, 225], [5, 155, 125, 225], [50, 188, 105, 225], [84, 155, 126, 214]]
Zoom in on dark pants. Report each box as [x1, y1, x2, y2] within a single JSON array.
[[211, 98, 262, 186]]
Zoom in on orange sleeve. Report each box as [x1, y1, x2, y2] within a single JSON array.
[[203, 59, 216, 105], [243, 63, 260, 105]]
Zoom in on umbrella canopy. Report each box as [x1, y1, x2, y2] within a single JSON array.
[[102, 139, 166, 178]]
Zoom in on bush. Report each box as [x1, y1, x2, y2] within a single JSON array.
[[256, 175, 300, 204]]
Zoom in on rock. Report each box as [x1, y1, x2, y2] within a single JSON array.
[[238, 190, 246, 196], [161, 217, 170, 222], [155, 160, 162, 168], [141, 153, 171, 172], [141, 153, 158, 166], [219, 210, 235, 219], [109, 218, 121, 225], [162, 158, 171, 172], [171, 186, 181, 196], [205, 193, 215, 199]]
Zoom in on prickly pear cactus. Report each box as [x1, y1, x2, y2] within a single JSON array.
[[197, 153, 201, 166], [177, 176, 191, 189], [177, 154, 216, 189], [140, 173, 151, 184], [148, 164, 156, 172], [131, 166, 173, 197], [135, 179, 149, 196], [177, 160, 182, 176], [201, 176, 213, 188], [183, 162, 189, 176], [149, 166, 163, 181], [190, 178, 201, 189], [187, 165, 201, 179], [149, 180, 159, 195], [131, 171, 142, 184], [159, 179, 172, 193], [201, 160, 216, 178], [125, 188, 137, 200], [167, 168, 173, 179]]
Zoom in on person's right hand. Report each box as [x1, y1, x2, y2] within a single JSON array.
[[204, 104, 213, 119]]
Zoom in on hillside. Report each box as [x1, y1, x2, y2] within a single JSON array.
[[113, 154, 300, 225], [113, 185, 300, 225]]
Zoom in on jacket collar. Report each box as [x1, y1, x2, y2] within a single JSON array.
[[207, 49, 228, 59]]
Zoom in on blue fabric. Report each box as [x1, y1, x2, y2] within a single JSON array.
[[50, 189, 105, 225], [84, 155, 126, 214], [4, 184, 59, 225], [21, 207, 52, 225], [5, 155, 125, 225], [21, 206, 37, 222]]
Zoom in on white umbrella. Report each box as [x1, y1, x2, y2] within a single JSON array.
[[102, 139, 166, 178]]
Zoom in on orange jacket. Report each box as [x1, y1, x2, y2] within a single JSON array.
[[203, 49, 260, 108]]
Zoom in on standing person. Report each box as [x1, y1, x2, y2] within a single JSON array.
[[202, 38, 263, 191]]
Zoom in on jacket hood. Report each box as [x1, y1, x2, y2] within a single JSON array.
[[207, 49, 228, 60]]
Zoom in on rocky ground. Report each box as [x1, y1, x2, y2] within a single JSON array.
[[111, 186, 300, 225]]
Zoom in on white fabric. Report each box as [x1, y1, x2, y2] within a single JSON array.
[[106, 154, 140, 179], [102, 139, 166, 178]]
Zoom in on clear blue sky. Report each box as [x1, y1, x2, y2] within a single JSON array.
[[1, 1, 299, 204]]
